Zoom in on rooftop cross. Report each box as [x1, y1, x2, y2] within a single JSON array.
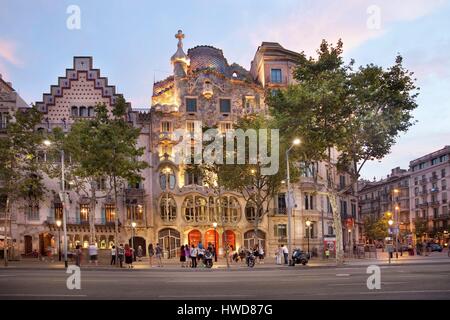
[[175, 30, 185, 48]]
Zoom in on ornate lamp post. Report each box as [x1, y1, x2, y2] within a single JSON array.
[[131, 221, 136, 261], [286, 138, 300, 265], [306, 219, 311, 258], [388, 219, 394, 264], [213, 222, 218, 262], [56, 220, 62, 261]]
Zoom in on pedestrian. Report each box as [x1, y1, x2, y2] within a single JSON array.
[[110, 245, 116, 265], [184, 244, 191, 267], [180, 245, 186, 267], [423, 241, 428, 256], [88, 242, 98, 266], [325, 248, 330, 259], [155, 243, 163, 267], [124, 244, 134, 268], [148, 243, 155, 267], [282, 244, 289, 264], [118, 244, 125, 268], [137, 245, 143, 262], [190, 244, 198, 268], [198, 245, 205, 268], [75, 244, 82, 267], [275, 245, 282, 265], [258, 246, 265, 264], [46, 245, 54, 262]]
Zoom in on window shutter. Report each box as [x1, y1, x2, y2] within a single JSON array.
[[101, 207, 106, 225], [76, 207, 80, 224], [49, 204, 54, 222]]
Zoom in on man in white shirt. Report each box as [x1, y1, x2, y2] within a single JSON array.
[[282, 244, 289, 265], [88, 243, 98, 265]]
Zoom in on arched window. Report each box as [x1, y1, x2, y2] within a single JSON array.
[[244, 230, 266, 251], [160, 193, 177, 222], [71, 106, 78, 117], [160, 167, 176, 190], [215, 196, 241, 223], [183, 195, 207, 223], [79, 106, 87, 117], [245, 199, 262, 222], [208, 197, 217, 222]]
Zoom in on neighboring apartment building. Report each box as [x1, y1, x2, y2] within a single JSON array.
[[2, 31, 359, 258], [358, 167, 411, 240], [409, 146, 450, 241]]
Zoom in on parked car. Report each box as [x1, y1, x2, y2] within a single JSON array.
[[430, 244, 443, 252]]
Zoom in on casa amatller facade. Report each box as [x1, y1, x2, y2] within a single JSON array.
[[0, 31, 361, 259]]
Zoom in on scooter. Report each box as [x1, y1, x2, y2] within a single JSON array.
[[246, 250, 256, 268], [290, 248, 309, 266], [204, 251, 213, 268]]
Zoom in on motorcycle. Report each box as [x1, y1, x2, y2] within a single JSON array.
[[246, 250, 256, 268], [204, 251, 213, 268], [290, 248, 309, 266]]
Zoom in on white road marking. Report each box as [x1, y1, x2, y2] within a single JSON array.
[[336, 274, 350, 276], [0, 294, 87, 297]]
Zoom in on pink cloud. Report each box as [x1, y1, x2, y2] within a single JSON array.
[[0, 39, 23, 67], [243, 0, 446, 57]]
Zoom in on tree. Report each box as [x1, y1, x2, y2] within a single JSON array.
[[269, 39, 418, 264], [414, 217, 428, 238], [363, 215, 389, 242], [0, 106, 46, 265]]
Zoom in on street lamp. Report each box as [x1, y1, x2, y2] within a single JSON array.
[[388, 219, 393, 263], [213, 222, 218, 262], [131, 221, 136, 261], [43, 139, 68, 268], [286, 138, 300, 265], [306, 219, 311, 258], [56, 219, 62, 261]]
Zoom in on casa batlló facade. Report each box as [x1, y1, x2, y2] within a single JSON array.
[[1, 31, 360, 259]]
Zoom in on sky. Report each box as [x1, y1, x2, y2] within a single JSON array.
[[1, 0, 449, 180]]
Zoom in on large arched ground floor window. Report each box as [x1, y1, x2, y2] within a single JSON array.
[[158, 228, 180, 258], [188, 229, 202, 247], [244, 229, 266, 252], [223, 230, 236, 251], [204, 229, 219, 250]]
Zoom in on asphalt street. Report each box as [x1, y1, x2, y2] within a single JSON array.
[[0, 262, 449, 300]]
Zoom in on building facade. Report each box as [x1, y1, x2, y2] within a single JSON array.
[[2, 31, 360, 259]]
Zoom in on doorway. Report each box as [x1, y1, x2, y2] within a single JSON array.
[[24, 235, 32, 255]]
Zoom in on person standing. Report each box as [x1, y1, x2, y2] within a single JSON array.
[[275, 245, 282, 265], [258, 246, 265, 264], [124, 244, 134, 268], [110, 245, 117, 265], [155, 243, 163, 267], [190, 244, 198, 268], [75, 244, 82, 267], [118, 244, 125, 268], [180, 245, 186, 267], [325, 248, 330, 259], [148, 243, 155, 267], [184, 244, 191, 268], [88, 242, 98, 266], [137, 245, 143, 262], [282, 244, 289, 265]]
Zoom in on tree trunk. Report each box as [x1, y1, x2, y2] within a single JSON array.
[[3, 198, 9, 267], [113, 175, 120, 266], [329, 192, 344, 265], [90, 184, 96, 244]]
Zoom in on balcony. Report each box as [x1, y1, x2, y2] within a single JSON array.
[[430, 188, 439, 193], [419, 190, 428, 196], [430, 175, 439, 182], [420, 178, 428, 185], [159, 132, 175, 142], [432, 214, 450, 220], [430, 201, 440, 207], [269, 208, 287, 216], [419, 202, 429, 208], [125, 188, 145, 197]]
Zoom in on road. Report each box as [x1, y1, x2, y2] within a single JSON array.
[[0, 263, 449, 300]]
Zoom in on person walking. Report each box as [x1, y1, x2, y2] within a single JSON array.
[[137, 245, 143, 262], [88, 242, 98, 266], [124, 244, 134, 268], [118, 244, 125, 268], [110, 245, 117, 265], [258, 246, 265, 264], [184, 244, 191, 268], [282, 244, 289, 265], [325, 248, 330, 259], [180, 245, 186, 267], [190, 244, 198, 268], [275, 245, 282, 265], [148, 243, 155, 267], [155, 243, 163, 267]]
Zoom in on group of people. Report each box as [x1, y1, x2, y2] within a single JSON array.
[[179, 242, 216, 268], [230, 244, 265, 264]]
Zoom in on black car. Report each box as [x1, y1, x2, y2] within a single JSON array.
[[430, 244, 443, 252]]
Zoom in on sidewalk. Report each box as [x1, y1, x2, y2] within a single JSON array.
[[1, 251, 448, 271]]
